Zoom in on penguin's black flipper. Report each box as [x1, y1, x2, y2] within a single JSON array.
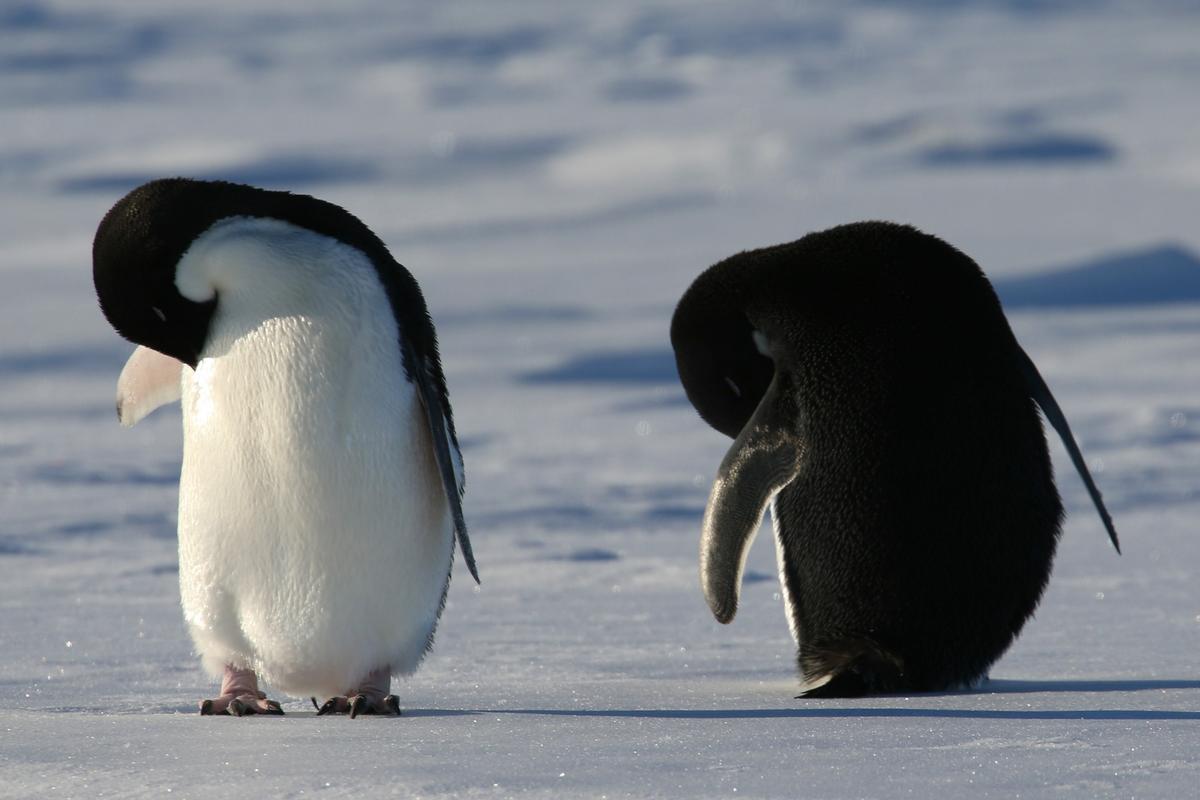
[[415, 358, 480, 583], [1018, 347, 1121, 554], [701, 373, 805, 624]]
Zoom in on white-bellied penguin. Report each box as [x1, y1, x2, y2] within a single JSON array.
[[94, 178, 478, 716], [670, 221, 1119, 697]]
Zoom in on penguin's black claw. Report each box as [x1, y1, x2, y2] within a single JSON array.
[[316, 697, 345, 716], [797, 638, 905, 698], [225, 696, 283, 716], [311, 697, 320, 711], [797, 671, 870, 699], [315, 670, 398, 717], [200, 667, 284, 716], [343, 693, 401, 718]]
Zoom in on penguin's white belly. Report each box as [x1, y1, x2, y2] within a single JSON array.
[[177, 307, 452, 699]]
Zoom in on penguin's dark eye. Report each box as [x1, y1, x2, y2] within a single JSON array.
[[724, 377, 742, 397], [152, 306, 167, 322]]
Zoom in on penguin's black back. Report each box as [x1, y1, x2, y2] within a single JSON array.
[[672, 221, 1063, 692]]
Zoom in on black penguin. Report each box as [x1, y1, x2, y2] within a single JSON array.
[[670, 222, 1119, 697]]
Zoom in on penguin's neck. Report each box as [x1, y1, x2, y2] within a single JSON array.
[[176, 216, 405, 439], [176, 216, 361, 322]]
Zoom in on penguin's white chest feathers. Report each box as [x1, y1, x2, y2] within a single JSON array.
[[174, 218, 453, 698]]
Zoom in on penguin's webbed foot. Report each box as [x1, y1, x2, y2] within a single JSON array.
[[200, 694, 284, 716], [796, 638, 905, 699], [314, 693, 401, 718], [199, 665, 284, 716], [312, 668, 400, 718]]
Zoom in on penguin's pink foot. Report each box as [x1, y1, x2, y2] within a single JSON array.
[[199, 665, 284, 716], [313, 668, 400, 718]]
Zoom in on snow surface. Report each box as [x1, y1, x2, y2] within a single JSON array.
[[2, 1, 1199, 797]]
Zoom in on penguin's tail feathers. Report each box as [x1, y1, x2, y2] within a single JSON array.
[[797, 638, 905, 698]]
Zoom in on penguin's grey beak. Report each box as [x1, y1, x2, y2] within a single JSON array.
[[116, 345, 184, 427], [700, 373, 805, 624]]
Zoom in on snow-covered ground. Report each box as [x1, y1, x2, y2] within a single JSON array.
[[3, 1, 1199, 797]]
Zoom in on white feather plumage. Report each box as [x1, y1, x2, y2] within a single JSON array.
[[770, 498, 800, 647], [168, 217, 454, 699]]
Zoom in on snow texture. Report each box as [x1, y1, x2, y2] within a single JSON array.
[[2, 1, 1199, 797]]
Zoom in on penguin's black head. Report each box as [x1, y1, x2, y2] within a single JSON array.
[[93, 179, 225, 367], [673, 222, 996, 439], [94, 177, 402, 367], [670, 264, 775, 439]]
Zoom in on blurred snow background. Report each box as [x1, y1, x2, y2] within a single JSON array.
[[2, 1, 1199, 797]]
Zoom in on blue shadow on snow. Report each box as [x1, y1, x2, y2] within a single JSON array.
[[32, 462, 180, 487], [521, 349, 678, 385], [917, 133, 1116, 168], [395, 191, 713, 246], [59, 155, 378, 194], [437, 305, 592, 326], [619, 10, 843, 57], [482, 707, 1200, 721], [603, 76, 692, 103], [0, 344, 126, 376], [373, 25, 553, 65], [995, 245, 1200, 308]]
